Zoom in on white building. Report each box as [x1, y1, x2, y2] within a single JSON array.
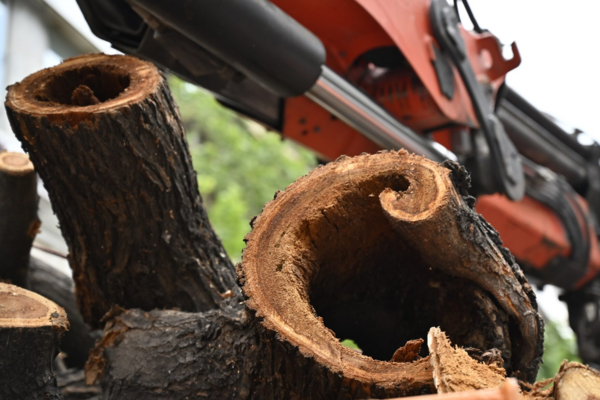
[[0, 0, 116, 272]]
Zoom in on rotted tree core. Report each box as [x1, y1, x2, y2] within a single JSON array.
[[0, 283, 68, 400], [240, 151, 543, 387]]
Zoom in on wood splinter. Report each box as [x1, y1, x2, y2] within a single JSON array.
[[0, 283, 69, 400]]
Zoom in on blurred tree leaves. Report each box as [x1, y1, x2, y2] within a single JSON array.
[[537, 319, 581, 381], [170, 77, 316, 261]]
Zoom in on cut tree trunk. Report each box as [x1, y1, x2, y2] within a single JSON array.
[[239, 152, 543, 384], [0, 151, 39, 287], [0, 283, 69, 399], [5, 54, 238, 327], [6, 54, 543, 399]]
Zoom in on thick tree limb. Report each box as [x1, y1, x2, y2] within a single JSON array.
[[6, 54, 544, 399], [0, 283, 69, 399], [5, 54, 238, 327], [0, 151, 39, 287]]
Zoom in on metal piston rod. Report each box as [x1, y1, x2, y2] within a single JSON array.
[[307, 66, 446, 162]]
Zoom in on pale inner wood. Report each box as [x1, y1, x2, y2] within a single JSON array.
[[0, 293, 48, 319]]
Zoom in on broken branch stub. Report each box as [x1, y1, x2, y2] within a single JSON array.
[[378, 156, 543, 381], [5, 54, 238, 327]]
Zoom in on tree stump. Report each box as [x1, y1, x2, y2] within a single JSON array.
[[6, 54, 543, 399], [0, 151, 39, 287], [0, 283, 68, 399], [29, 257, 98, 369]]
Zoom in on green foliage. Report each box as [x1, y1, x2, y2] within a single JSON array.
[[537, 319, 581, 381], [169, 77, 316, 261], [341, 339, 362, 352]]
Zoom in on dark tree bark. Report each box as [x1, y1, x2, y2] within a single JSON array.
[[6, 54, 238, 327], [0, 283, 69, 399], [6, 54, 543, 399], [29, 257, 99, 369], [0, 151, 39, 287]]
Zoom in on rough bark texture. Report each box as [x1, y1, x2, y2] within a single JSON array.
[[6, 54, 545, 399], [86, 303, 435, 400], [0, 283, 69, 400], [29, 257, 99, 369], [0, 151, 39, 287], [5, 54, 237, 327]]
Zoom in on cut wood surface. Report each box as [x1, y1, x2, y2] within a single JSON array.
[[5, 54, 238, 327], [6, 54, 544, 399], [387, 379, 522, 400], [0, 283, 69, 399], [0, 151, 39, 287], [553, 361, 600, 400], [240, 151, 543, 384]]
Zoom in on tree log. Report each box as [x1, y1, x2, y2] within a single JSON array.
[[553, 361, 600, 400], [0, 151, 39, 287], [6, 54, 543, 399], [0, 283, 69, 399], [5, 54, 238, 327]]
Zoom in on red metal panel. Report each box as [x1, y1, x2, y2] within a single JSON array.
[[476, 194, 570, 270]]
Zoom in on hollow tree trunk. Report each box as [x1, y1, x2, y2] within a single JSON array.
[[6, 54, 543, 399], [6, 54, 238, 327], [0, 283, 69, 399], [0, 151, 39, 287]]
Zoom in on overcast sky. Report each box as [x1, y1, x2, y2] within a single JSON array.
[[466, 0, 600, 143]]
